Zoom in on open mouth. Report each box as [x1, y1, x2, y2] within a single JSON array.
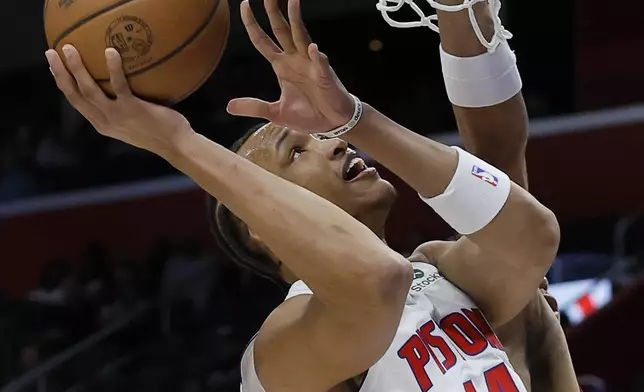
[[343, 155, 368, 181]]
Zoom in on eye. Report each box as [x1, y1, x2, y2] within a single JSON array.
[[291, 148, 304, 161]]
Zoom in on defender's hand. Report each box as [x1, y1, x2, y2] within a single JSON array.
[[46, 46, 193, 158], [539, 277, 560, 321], [228, 0, 354, 134]]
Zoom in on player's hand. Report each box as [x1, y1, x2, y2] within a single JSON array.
[[46, 45, 193, 158], [539, 277, 560, 321], [228, 0, 355, 134]]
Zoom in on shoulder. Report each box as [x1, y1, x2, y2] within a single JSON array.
[[253, 280, 314, 350], [240, 336, 263, 392], [242, 294, 313, 391], [255, 289, 313, 352]]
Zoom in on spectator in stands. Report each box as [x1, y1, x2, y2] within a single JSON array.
[[34, 127, 78, 173], [0, 126, 41, 201], [99, 260, 143, 325], [80, 243, 111, 305], [28, 260, 74, 306], [19, 344, 40, 372], [145, 238, 173, 296], [159, 239, 215, 336]]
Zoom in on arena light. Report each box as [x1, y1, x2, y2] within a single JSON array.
[[548, 278, 613, 325]]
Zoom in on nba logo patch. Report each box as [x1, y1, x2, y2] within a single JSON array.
[[471, 165, 498, 187]]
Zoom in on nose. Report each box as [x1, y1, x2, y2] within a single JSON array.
[[321, 137, 348, 160]]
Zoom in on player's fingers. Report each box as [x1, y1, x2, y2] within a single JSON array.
[[46, 50, 108, 127], [227, 97, 275, 121], [46, 50, 84, 106], [287, 0, 312, 54], [264, 0, 296, 53], [241, 0, 281, 61], [308, 44, 333, 80], [105, 48, 133, 99], [61, 45, 110, 108]]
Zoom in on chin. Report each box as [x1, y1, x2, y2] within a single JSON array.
[[351, 179, 396, 233], [367, 179, 397, 209]]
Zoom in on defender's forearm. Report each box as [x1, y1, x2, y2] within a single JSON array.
[[453, 98, 529, 182], [344, 105, 558, 267], [437, 1, 529, 186], [436, 1, 494, 57], [165, 131, 408, 307]]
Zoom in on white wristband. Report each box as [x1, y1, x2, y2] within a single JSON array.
[[440, 41, 522, 108], [419, 147, 511, 235], [314, 94, 363, 139]]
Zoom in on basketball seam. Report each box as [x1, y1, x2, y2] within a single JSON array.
[[95, 0, 222, 82], [51, 0, 138, 49]]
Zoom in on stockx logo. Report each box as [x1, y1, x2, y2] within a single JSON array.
[[413, 269, 424, 280]]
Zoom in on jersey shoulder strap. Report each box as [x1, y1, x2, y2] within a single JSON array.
[[240, 335, 266, 392], [285, 280, 313, 300], [242, 281, 312, 391]]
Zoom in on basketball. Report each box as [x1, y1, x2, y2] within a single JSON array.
[[44, 0, 230, 104]]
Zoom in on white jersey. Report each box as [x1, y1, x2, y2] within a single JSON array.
[[241, 262, 527, 392]]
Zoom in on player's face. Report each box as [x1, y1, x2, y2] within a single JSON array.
[[238, 124, 396, 219]]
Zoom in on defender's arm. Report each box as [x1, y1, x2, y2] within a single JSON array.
[[343, 107, 557, 327], [343, 1, 556, 328], [437, 0, 529, 188]]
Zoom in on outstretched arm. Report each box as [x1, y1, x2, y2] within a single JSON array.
[[436, 0, 529, 187], [46, 20, 411, 392], [435, 5, 579, 390]]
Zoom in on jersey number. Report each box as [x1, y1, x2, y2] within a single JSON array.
[[398, 309, 516, 392], [463, 364, 519, 392]]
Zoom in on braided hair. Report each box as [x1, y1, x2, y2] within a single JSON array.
[[207, 123, 284, 282]]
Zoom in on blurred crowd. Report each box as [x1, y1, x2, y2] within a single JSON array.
[[0, 59, 268, 203], [2, 230, 641, 391], [0, 118, 187, 202], [0, 238, 284, 391]]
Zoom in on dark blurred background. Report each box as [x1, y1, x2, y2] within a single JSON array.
[[1, 0, 644, 391]]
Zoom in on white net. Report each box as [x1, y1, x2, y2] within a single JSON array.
[[376, 0, 513, 52]]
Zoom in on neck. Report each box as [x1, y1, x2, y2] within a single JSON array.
[[355, 207, 390, 243]]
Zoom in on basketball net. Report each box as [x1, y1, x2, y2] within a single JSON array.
[[376, 0, 512, 52]]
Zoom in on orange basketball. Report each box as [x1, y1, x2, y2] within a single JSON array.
[[44, 0, 230, 104]]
